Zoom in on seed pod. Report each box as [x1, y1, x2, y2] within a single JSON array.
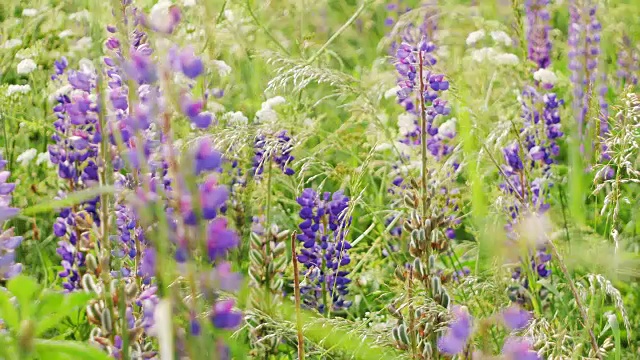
[[271, 277, 284, 291], [392, 326, 401, 344], [422, 342, 432, 358], [82, 274, 100, 294], [250, 232, 263, 248], [431, 276, 442, 295], [413, 258, 426, 278], [423, 218, 432, 237], [414, 308, 423, 320], [100, 308, 113, 334], [388, 304, 402, 319], [409, 239, 420, 257], [86, 304, 98, 324], [276, 230, 290, 240], [403, 194, 415, 208], [125, 282, 139, 298], [249, 268, 263, 286], [428, 255, 436, 271], [109, 279, 119, 299], [440, 291, 450, 309], [394, 266, 406, 281], [398, 324, 410, 345], [273, 255, 287, 271], [402, 221, 414, 233], [249, 249, 264, 265], [89, 327, 102, 341], [411, 210, 421, 227], [273, 241, 286, 256], [86, 254, 99, 273]]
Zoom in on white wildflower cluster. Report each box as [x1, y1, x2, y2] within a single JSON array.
[[397, 113, 417, 137], [466, 28, 518, 66], [533, 68, 558, 86], [68, 10, 90, 21], [16, 149, 37, 166], [6, 84, 31, 96], [3, 39, 22, 49], [17, 59, 37, 75], [58, 30, 74, 38], [255, 96, 286, 123], [224, 111, 249, 126], [22, 8, 38, 17], [212, 60, 232, 77]]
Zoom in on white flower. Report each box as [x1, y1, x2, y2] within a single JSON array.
[[384, 86, 400, 99], [255, 108, 277, 123], [183, 0, 196, 6], [226, 111, 248, 126], [398, 113, 417, 136], [465, 29, 486, 46], [58, 29, 74, 38], [490, 31, 512, 46], [68, 10, 90, 21], [212, 60, 232, 77], [207, 101, 225, 114], [17, 59, 37, 74], [6, 84, 31, 96], [150, 0, 175, 33], [438, 117, 457, 138], [470, 47, 498, 62], [78, 58, 95, 74], [36, 152, 53, 166], [22, 8, 38, 17], [533, 68, 557, 85], [494, 53, 519, 65], [49, 84, 73, 102], [72, 37, 92, 52], [3, 39, 22, 49], [264, 96, 286, 109], [16, 148, 37, 166]]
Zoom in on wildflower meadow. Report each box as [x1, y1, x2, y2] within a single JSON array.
[[1, 0, 639, 359]]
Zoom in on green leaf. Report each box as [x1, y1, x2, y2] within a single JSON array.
[[34, 340, 112, 360], [7, 275, 40, 319], [609, 313, 621, 360], [36, 292, 93, 336], [0, 288, 19, 330], [21, 186, 116, 215]]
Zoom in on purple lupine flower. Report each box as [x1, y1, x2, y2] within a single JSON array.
[[502, 305, 532, 330], [252, 130, 295, 177], [296, 188, 352, 312], [0, 157, 19, 225], [206, 218, 238, 261], [501, 0, 564, 293], [616, 35, 639, 88], [211, 299, 242, 330], [502, 337, 541, 360], [178, 46, 204, 79], [569, 1, 605, 148], [437, 306, 473, 355], [194, 138, 223, 175], [50, 58, 102, 292], [525, 0, 551, 69]]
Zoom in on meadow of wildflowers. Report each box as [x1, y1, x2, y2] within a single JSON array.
[[0, 0, 639, 359]]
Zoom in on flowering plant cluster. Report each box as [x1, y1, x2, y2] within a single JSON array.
[[0, 0, 638, 359]]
